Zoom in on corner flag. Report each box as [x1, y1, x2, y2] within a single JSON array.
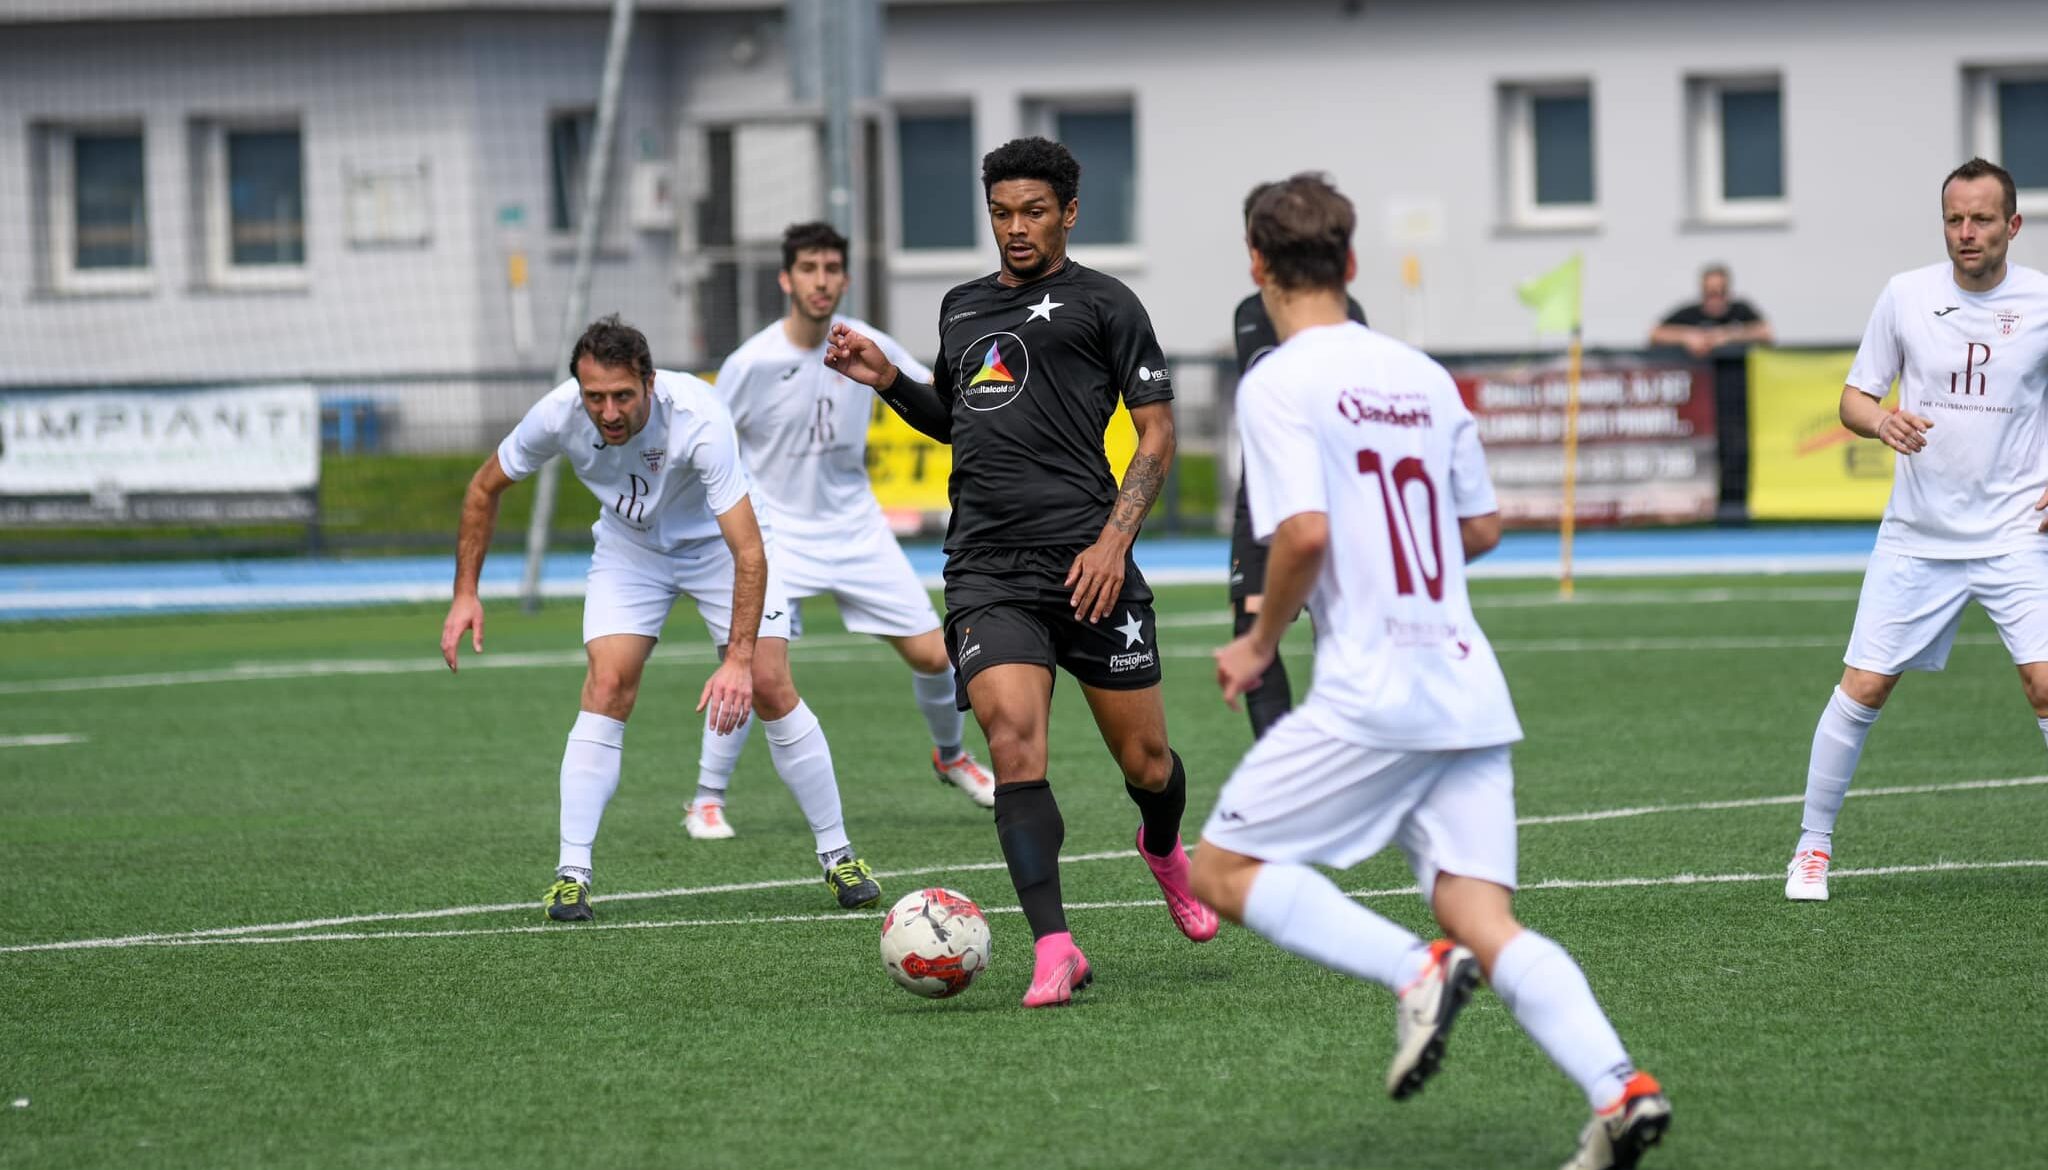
[[1517, 254, 1582, 336]]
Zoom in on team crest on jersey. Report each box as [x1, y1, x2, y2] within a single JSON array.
[[1998, 311, 2021, 337], [958, 331, 1029, 412], [640, 449, 664, 473]]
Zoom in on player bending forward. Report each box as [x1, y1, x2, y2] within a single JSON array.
[[440, 315, 882, 918], [828, 136, 1217, 1008], [1189, 174, 1670, 1170], [1787, 157, 2048, 901], [684, 221, 994, 841]]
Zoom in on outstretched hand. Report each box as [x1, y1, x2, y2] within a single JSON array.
[[824, 322, 897, 390]]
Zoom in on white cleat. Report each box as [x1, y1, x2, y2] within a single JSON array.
[[683, 800, 736, 840], [1785, 849, 1830, 902], [1562, 1072, 1671, 1170], [933, 749, 996, 809], [1386, 940, 1481, 1100]]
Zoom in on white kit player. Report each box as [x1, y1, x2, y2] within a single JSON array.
[[683, 221, 994, 840], [439, 315, 883, 919], [1187, 175, 1670, 1170], [1786, 158, 2048, 902]]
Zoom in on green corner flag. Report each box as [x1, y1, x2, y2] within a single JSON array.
[[1517, 254, 1582, 336]]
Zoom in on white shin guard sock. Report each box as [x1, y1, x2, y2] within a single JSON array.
[[696, 705, 753, 798], [761, 700, 850, 857], [1242, 862, 1425, 990], [559, 710, 626, 875], [1491, 930, 1635, 1111], [2036, 715, 2048, 753], [1800, 686, 1881, 849], [912, 668, 965, 757]]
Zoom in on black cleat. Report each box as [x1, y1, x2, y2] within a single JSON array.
[[824, 856, 882, 909], [544, 876, 594, 922]]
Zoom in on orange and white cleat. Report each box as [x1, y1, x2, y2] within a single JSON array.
[[1386, 939, 1481, 1100], [683, 799, 736, 841], [934, 748, 996, 809], [1785, 849, 1830, 902], [1562, 1071, 1671, 1170]]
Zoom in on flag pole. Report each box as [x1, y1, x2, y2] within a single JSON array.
[[1559, 293, 1582, 600]]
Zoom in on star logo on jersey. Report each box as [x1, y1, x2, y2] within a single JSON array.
[[1115, 611, 1145, 648], [958, 331, 1029, 412], [640, 449, 664, 473], [1025, 294, 1064, 323]]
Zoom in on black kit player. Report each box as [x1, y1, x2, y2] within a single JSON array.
[[827, 136, 1217, 1007], [1227, 233, 1367, 740]]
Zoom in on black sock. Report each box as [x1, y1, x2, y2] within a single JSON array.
[[1127, 751, 1187, 858], [1235, 603, 1294, 739], [994, 780, 1067, 939]]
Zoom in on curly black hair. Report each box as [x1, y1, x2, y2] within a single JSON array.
[[568, 314, 654, 382], [981, 136, 1080, 207], [780, 220, 849, 271]]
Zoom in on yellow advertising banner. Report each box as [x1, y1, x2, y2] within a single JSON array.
[[1747, 348, 1896, 520], [865, 399, 1140, 519]]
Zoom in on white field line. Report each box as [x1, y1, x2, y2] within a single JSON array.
[[0, 628, 1970, 699], [14, 859, 2044, 953], [6, 774, 2041, 956], [0, 733, 86, 748]]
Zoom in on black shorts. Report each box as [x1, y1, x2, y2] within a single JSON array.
[[1227, 482, 1266, 604], [943, 546, 1162, 710]]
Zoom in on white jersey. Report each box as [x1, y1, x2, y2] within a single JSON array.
[[1238, 321, 1522, 751], [1848, 261, 2048, 559], [496, 369, 753, 555], [715, 316, 932, 543]]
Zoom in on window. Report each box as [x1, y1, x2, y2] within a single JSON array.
[[1502, 83, 1597, 229], [1022, 98, 1137, 248], [198, 119, 305, 286], [1969, 67, 2048, 210], [895, 109, 976, 250], [1688, 76, 1786, 223], [43, 125, 151, 292], [549, 109, 596, 233]]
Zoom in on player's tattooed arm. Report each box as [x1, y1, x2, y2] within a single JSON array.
[[1069, 402, 1176, 622]]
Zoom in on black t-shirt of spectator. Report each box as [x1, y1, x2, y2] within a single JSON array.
[[931, 261, 1172, 552], [1660, 300, 1761, 328]]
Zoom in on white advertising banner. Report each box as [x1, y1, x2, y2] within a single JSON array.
[[0, 384, 319, 495], [0, 384, 321, 526]]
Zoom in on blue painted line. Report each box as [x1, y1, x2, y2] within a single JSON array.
[[0, 527, 1879, 622]]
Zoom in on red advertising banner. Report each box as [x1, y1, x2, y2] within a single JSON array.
[[1445, 355, 1718, 526]]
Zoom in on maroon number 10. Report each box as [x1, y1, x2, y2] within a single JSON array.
[[1356, 448, 1445, 601]]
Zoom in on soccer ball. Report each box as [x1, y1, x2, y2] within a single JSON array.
[[879, 887, 991, 999]]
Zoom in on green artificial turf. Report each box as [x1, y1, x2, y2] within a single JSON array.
[[2, 576, 2044, 1169]]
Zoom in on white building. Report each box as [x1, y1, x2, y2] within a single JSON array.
[[2, 0, 2045, 449]]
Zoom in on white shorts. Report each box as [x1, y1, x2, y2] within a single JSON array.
[[1844, 549, 2048, 674], [775, 525, 942, 640], [1200, 707, 1519, 903], [582, 534, 795, 647]]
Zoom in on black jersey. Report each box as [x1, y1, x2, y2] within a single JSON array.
[[932, 262, 1172, 551]]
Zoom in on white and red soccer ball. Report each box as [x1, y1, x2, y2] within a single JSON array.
[[879, 887, 991, 998]]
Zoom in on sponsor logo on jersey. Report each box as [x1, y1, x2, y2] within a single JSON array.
[[1998, 311, 2021, 336], [958, 331, 1029, 411], [1135, 364, 1171, 389], [1338, 388, 1433, 429], [1934, 306, 1961, 317], [1108, 647, 1156, 673], [640, 448, 664, 473]]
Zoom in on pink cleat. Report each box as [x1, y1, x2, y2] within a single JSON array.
[[1136, 829, 1220, 942], [1021, 931, 1093, 1008]]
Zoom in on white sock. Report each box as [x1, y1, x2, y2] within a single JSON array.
[[1798, 686, 1881, 854], [761, 700, 850, 857], [1241, 862, 1430, 990], [696, 706, 752, 802], [2037, 715, 2048, 753], [1491, 930, 1635, 1111], [913, 668, 965, 759], [558, 710, 626, 875]]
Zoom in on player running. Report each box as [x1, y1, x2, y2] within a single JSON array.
[[439, 315, 882, 919], [826, 136, 1217, 1008], [1226, 181, 1367, 740], [1189, 174, 1669, 1170], [683, 221, 994, 841], [1786, 157, 2048, 901]]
